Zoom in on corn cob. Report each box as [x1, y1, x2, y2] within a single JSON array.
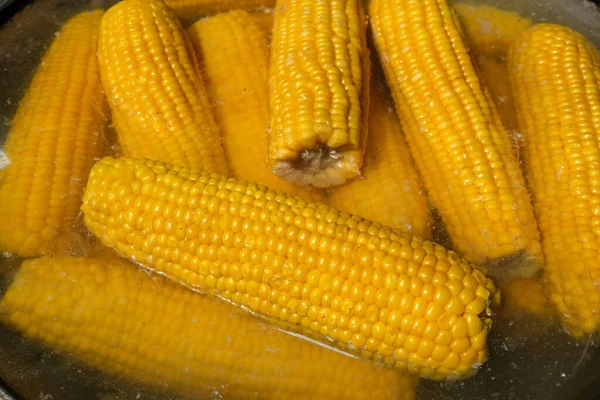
[[268, 0, 370, 188], [0, 10, 106, 258], [98, 0, 227, 174], [369, 0, 541, 277], [163, 0, 276, 20], [453, 3, 532, 58], [187, 10, 322, 202], [328, 68, 431, 238], [508, 24, 600, 337], [82, 156, 499, 379], [1, 255, 418, 399]]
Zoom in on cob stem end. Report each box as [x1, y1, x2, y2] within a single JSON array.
[[272, 145, 360, 188]]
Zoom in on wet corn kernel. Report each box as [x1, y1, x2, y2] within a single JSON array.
[[0, 255, 418, 399], [98, 0, 227, 174], [0, 10, 105, 257], [508, 23, 600, 338], [82, 157, 499, 379], [369, 0, 541, 277]]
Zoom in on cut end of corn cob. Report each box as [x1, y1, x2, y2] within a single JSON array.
[[98, 0, 228, 175], [0, 10, 106, 258], [369, 0, 542, 276], [271, 146, 364, 188], [82, 156, 499, 380], [187, 10, 324, 203], [508, 23, 600, 338], [268, 0, 370, 188], [1, 255, 418, 400]]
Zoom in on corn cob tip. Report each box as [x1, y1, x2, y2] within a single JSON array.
[[271, 147, 363, 188]]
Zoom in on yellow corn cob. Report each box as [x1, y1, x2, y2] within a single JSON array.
[[0, 11, 106, 258], [508, 24, 600, 338], [1, 255, 418, 399], [98, 0, 227, 174], [498, 277, 552, 318], [475, 56, 519, 134], [164, 0, 275, 20], [369, 0, 542, 277], [187, 10, 322, 202], [453, 3, 532, 58], [82, 156, 499, 379], [268, 0, 370, 188], [328, 68, 431, 238]]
